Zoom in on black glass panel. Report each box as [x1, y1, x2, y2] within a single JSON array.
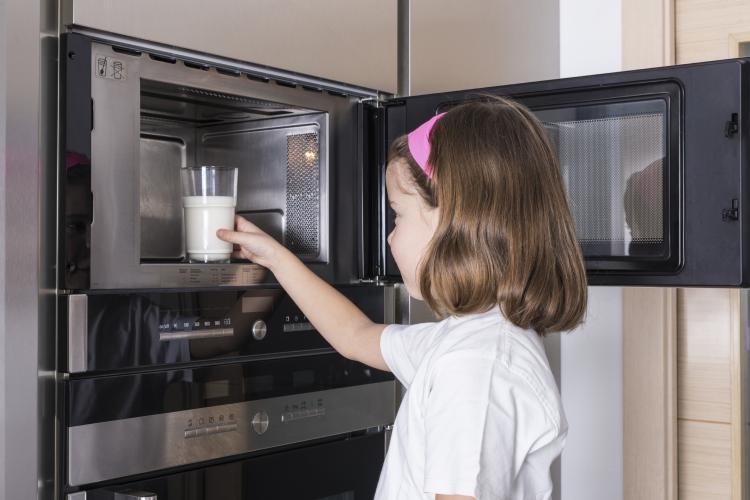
[[79, 285, 385, 372], [78, 432, 383, 500], [68, 353, 392, 426]]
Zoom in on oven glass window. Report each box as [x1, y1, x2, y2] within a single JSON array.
[[535, 99, 668, 259]]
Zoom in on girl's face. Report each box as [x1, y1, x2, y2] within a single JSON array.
[[385, 160, 439, 300]]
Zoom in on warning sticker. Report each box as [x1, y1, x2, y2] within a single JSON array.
[[94, 54, 126, 81]]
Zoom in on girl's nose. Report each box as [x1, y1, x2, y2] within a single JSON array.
[[386, 230, 394, 246]]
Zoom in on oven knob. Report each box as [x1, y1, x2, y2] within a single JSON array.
[[252, 411, 269, 434], [251, 320, 267, 340]]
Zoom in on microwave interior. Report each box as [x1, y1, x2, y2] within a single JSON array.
[[138, 79, 327, 264]]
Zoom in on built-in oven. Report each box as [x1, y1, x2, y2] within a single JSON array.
[[60, 285, 398, 500]]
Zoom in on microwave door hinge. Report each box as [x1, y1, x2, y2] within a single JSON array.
[[722, 199, 739, 222], [725, 113, 739, 137]]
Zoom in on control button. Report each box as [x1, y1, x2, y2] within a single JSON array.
[[252, 411, 269, 434], [281, 411, 294, 422], [184, 429, 197, 438], [251, 320, 268, 340]]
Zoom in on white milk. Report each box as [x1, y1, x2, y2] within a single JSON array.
[[182, 195, 235, 262]]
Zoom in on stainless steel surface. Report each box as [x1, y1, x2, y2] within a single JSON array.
[[62, 1, 397, 93], [88, 42, 333, 288], [67, 492, 87, 500], [114, 491, 157, 500], [68, 380, 397, 486], [139, 133, 186, 260], [542, 333, 562, 500], [397, 0, 411, 96], [251, 320, 267, 340], [1, 0, 58, 499], [158, 327, 234, 342], [68, 294, 88, 373]]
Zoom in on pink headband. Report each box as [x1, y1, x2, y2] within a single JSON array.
[[407, 112, 445, 178]]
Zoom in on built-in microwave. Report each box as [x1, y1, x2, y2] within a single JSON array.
[[61, 32, 750, 288]]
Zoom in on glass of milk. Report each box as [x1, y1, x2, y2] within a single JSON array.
[[181, 166, 238, 263]]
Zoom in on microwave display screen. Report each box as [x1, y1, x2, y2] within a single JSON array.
[[536, 99, 668, 259]]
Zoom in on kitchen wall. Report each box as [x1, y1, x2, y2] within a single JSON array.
[[409, 0, 559, 94], [558, 1, 623, 500]]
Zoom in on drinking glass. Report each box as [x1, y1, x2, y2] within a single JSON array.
[[181, 166, 238, 263]]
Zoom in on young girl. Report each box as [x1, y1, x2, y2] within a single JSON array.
[[218, 97, 587, 500]]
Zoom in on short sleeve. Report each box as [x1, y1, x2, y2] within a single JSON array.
[[423, 352, 516, 498], [380, 321, 440, 388]]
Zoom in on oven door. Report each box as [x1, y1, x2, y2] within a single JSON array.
[[380, 58, 749, 286], [68, 431, 385, 500], [65, 352, 396, 488]]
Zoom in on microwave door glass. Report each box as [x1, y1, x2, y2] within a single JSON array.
[[535, 99, 668, 261]]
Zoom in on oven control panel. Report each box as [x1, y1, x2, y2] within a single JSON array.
[[68, 382, 396, 486]]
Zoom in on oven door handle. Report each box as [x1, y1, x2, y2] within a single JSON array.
[[112, 491, 158, 500], [159, 327, 234, 341]]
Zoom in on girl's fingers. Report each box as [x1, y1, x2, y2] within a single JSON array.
[[235, 215, 259, 233]]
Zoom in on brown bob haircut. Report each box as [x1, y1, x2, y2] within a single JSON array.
[[388, 97, 587, 334]]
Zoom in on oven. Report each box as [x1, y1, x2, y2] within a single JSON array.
[[60, 285, 397, 500]]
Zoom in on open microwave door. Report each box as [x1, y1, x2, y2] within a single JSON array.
[[379, 60, 749, 287]]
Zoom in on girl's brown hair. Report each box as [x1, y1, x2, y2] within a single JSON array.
[[388, 97, 587, 334]]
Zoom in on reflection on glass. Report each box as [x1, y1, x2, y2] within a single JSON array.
[[536, 99, 667, 258]]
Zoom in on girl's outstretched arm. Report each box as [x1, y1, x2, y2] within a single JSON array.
[[218, 216, 388, 371]]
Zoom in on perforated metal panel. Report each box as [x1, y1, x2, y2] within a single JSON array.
[[547, 112, 665, 254], [286, 132, 320, 257]]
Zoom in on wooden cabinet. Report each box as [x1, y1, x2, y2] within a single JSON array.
[[623, 3, 748, 500], [62, 0, 397, 92]]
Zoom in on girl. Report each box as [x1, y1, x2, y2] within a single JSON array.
[[218, 97, 587, 500]]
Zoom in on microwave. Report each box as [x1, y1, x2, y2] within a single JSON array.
[[60, 32, 750, 289]]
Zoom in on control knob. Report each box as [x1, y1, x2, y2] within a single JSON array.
[[252, 411, 269, 434], [251, 320, 267, 340]]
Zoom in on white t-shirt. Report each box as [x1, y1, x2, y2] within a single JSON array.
[[374, 307, 566, 500]]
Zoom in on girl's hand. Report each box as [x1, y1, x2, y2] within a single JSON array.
[[217, 216, 285, 270]]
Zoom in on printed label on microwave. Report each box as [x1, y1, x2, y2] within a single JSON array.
[[94, 54, 127, 81]]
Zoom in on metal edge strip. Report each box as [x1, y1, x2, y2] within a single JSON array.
[[68, 26, 382, 100], [67, 294, 87, 373]]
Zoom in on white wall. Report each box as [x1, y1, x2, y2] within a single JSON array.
[[558, 2, 623, 500], [560, 0, 622, 78]]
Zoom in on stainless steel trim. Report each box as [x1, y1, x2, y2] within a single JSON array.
[[158, 327, 233, 342], [67, 492, 87, 500], [87, 42, 332, 288], [68, 380, 396, 486], [70, 27, 379, 100], [397, 0, 411, 97], [114, 491, 157, 500], [1, 1, 58, 497], [68, 294, 88, 373], [383, 284, 396, 325]]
